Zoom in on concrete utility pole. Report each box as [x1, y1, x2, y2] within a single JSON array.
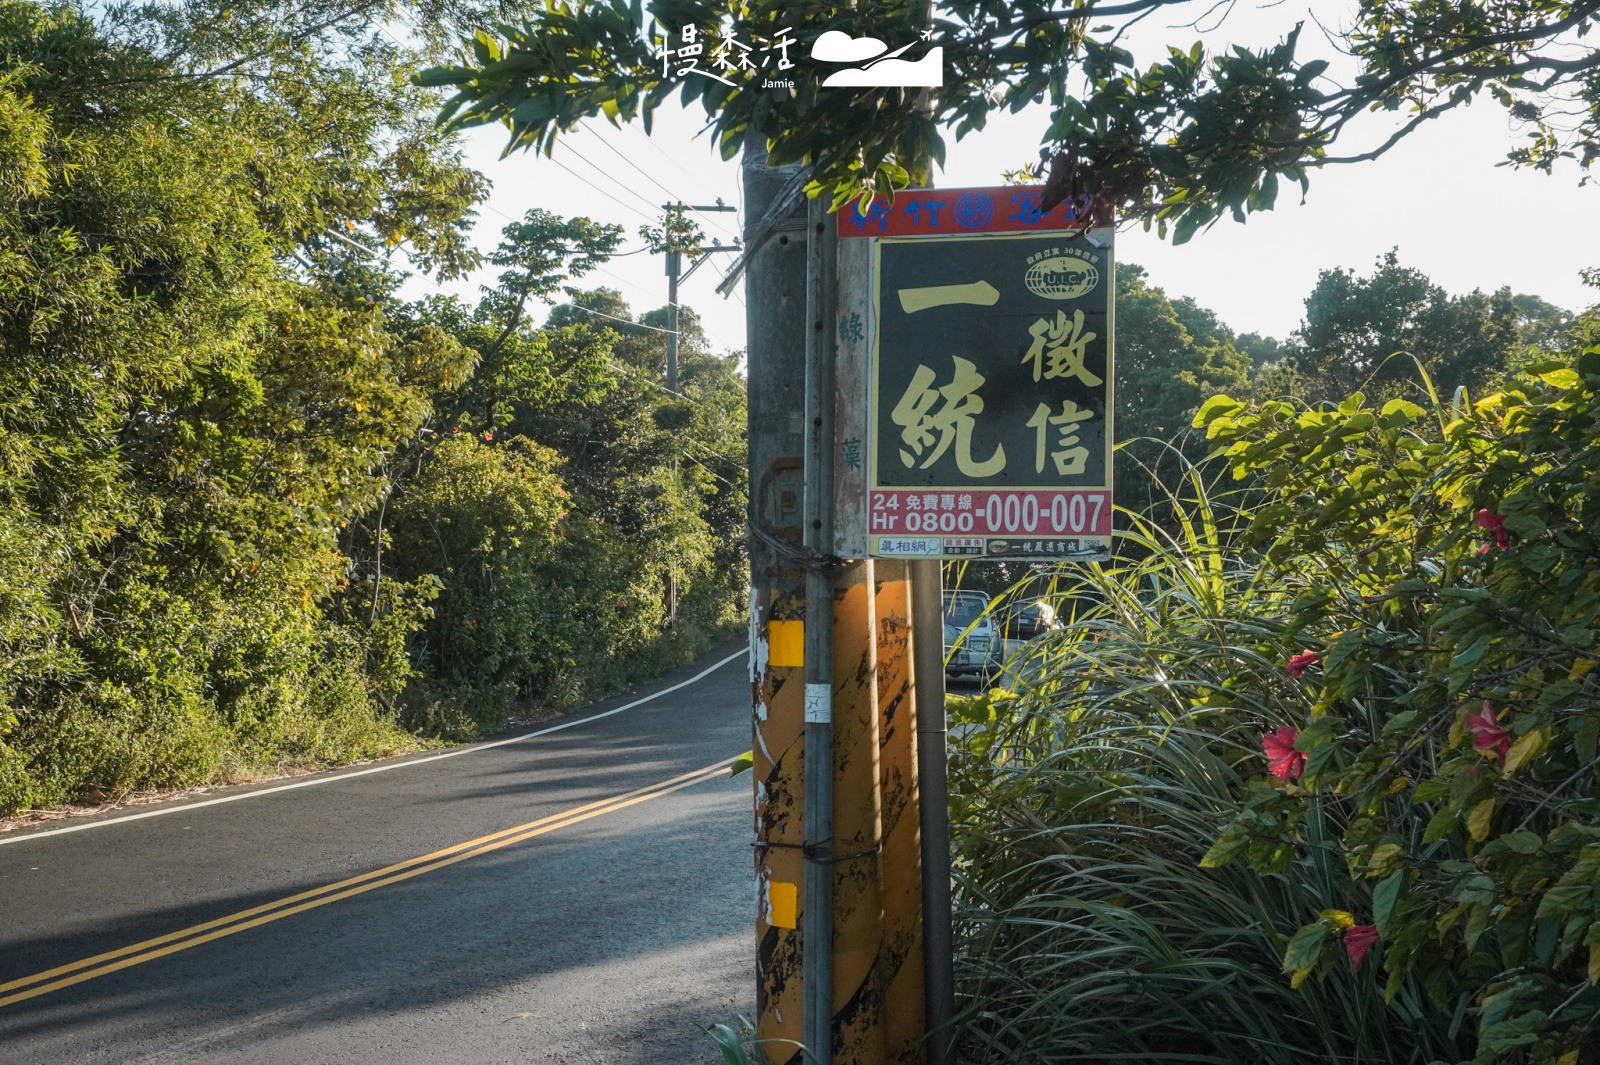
[[745, 143, 929, 1065], [743, 142, 812, 1060], [659, 202, 738, 393], [800, 191, 838, 1063], [657, 202, 738, 625]]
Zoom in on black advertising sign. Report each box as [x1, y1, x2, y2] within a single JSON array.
[[842, 194, 1114, 562]]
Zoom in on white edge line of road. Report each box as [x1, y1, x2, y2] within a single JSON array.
[[0, 648, 747, 848]]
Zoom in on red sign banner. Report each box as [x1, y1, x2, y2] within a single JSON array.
[[837, 185, 1093, 238]]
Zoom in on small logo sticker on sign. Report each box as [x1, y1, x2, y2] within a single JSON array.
[[873, 536, 941, 556], [1025, 254, 1100, 300]]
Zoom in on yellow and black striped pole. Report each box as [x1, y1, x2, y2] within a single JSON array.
[[746, 149, 932, 1065]]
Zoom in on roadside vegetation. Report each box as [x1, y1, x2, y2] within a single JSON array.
[[951, 299, 1600, 1063], [0, 0, 744, 816]]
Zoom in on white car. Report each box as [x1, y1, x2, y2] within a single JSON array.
[[942, 590, 1003, 677]]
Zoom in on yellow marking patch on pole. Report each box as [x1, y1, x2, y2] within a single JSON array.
[[768, 619, 805, 667], [0, 757, 736, 1009], [768, 880, 798, 930]]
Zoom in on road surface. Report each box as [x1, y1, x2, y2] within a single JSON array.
[[0, 644, 754, 1064]]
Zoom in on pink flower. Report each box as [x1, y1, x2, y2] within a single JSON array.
[[1474, 509, 1512, 550], [1262, 726, 1305, 781], [1466, 701, 1511, 765], [482, 431, 494, 442], [1287, 650, 1319, 679], [1344, 925, 1379, 971]]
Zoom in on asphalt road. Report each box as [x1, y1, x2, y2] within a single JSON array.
[[0, 643, 754, 1065]]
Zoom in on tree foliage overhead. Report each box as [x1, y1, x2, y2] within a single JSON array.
[[423, 0, 1598, 238]]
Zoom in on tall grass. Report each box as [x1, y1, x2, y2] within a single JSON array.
[[948, 471, 1466, 1064]]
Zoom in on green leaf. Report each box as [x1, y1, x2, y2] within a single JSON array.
[[1537, 882, 1591, 920], [729, 751, 754, 778], [1468, 798, 1496, 842], [415, 65, 474, 88], [1448, 635, 1493, 692], [1282, 921, 1330, 974], [1373, 871, 1404, 934], [1503, 729, 1548, 776], [1199, 821, 1250, 868], [1424, 806, 1459, 844], [1414, 777, 1451, 803], [1367, 843, 1405, 878], [1379, 397, 1425, 425], [1194, 394, 1245, 429], [1539, 368, 1580, 389], [1498, 831, 1544, 855], [1464, 902, 1492, 949]]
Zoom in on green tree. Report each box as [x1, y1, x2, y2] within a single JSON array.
[[1112, 263, 1253, 516], [1194, 312, 1600, 1064], [375, 280, 748, 734], [423, 1, 1600, 237], [1286, 251, 1541, 404], [0, 0, 487, 808], [0, 0, 753, 811]]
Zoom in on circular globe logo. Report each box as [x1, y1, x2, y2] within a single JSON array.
[[952, 192, 994, 229], [1025, 255, 1100, 299]]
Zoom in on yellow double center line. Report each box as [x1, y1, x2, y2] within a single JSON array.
[[0, 756, 736, 1009]]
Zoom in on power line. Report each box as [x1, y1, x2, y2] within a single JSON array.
[[557, 302, 673, 334], [578, 120, 742, 243], [582, 262, 742, 355], [629, 124, 744, 243], [543, 155, 659, 225], [629, 120, 725, 201], [579, 120, 686, 205], [680, 447, 741, 488], [556, 141, 668, 219]]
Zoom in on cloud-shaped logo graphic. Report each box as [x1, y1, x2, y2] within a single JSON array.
[[811, 30, 889, 64], [821, 48, 943, 88]]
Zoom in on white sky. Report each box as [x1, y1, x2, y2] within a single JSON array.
[[404, 2, 1599, 355]]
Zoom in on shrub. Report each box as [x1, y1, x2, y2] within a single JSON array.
[[949, 483, 1461, 1064], [1195, 324, 1600, 1064], [953, 320, 1600, 1064]]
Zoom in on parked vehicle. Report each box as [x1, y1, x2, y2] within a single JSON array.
[[998, 599, 1062, 658], [943, 590, 1003, 677]]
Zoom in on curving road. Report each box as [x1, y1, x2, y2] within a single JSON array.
[[0, 644, 754, 1064]]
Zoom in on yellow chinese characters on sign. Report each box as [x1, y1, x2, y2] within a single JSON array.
[[888, 357, 1006, 477]]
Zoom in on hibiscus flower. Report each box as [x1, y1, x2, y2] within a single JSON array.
[[1344, 925, 1379, 971], [1474, 509, 1512, 550], [1466, 701, 1512, 765], [1287, 650, 1319, 679], [1262, 726, 1305, 781]]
